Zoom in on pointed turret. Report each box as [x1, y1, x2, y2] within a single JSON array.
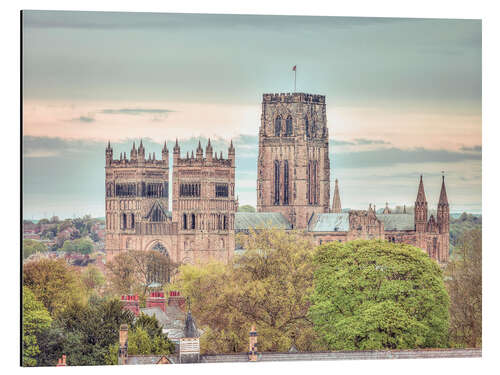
[[437, 174, 450, 235], [206, 138, 213, 162], [196, 140, 203, 159], [415, 175, 428, 232], [383, 202, 391, 214], [331, 179, 342, 213], [162, 141, 168, 163], [105, 141, 113, 165], [173, 138, 180, 164], [403, 205, 407, 214], [228, 139, 235, 167], [138, 139, 145, 162], [130, 141, 138, 161]]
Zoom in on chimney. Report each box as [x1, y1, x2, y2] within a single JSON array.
[[56, 354, 67, 367], [118, 324, 128, 365], [146, 291, 166, 312], [248, 325, 258, 362], [168, 291, 186, 311], [121, 294, 140, 316]]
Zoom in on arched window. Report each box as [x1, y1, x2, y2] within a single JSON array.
[[275, 115, 282, 136], [285, 116, 293, 136], [191, 214, 196, 230], [311, 120, 316, 137], [274, 160, 280, 205], [223, 215, 227, 230], [283, 160, 289, 205], [122, 213, 127, 230], [305, 117, 309, 138], [130, 213, 135, 229], [183, 213, 187, 230]]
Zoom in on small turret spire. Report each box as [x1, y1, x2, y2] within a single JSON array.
[[132, 141, 136, 151], [416, 174, 427, 203], [162, 141, 167, 152], [439, 174, 448, 205], [331, 179, 342, 213]]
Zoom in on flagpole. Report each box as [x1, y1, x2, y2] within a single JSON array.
[[294, 67, 297, 92]]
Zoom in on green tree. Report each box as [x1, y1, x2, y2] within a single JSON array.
[[23, 258, 84, 315], [309, 240, 450, 350], [105, 316, 175, 365], [174, 228, 322, 354], [238, 204, 256, 213], [61, 238, 94, 255], [22, 287, 52, 366], [23, 239, 48, 259], [81, 265, 105, 295], [53, 298, 136, 366], [445, 228, 482, 348]]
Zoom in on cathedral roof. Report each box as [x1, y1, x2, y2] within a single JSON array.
[[308, 213, 349, 232], [235, 212, 292, 232], [377, 214, 414, 231]]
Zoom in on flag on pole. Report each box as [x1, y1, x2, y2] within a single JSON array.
[[292, 65, 297, 91]]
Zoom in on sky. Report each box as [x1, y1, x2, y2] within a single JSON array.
[[21, 11, 482, 219]]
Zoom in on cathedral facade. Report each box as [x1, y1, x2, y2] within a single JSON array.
[[105, 92, 450, 265]]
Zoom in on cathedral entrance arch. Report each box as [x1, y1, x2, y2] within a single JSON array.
[[146, 240, 172, 284]]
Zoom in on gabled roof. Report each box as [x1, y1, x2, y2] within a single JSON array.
[[144, 200, 171, 220], [377, 214, 414, 231], [235, 212, 292, 232], [308, 213, 349, 232]]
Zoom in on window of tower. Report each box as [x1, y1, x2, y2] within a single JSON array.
[[223, 215, 228, 230], [305, 117, 309, 138], [122, 213, 127, 230], [191, 214, 196, 230], [285, 116, 293, 136], [180, 183, 201, 197], [215, 183, 229, 197], [274, 160, 280, 205], [283, 160, 289, 205], [183, 213, 187, 230], [130, 213, 135, 228], [275, 115, 282, 136]]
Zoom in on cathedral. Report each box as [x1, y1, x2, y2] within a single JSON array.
[[105, 92, 450, 265]]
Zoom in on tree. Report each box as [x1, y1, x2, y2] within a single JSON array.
[[107, 250, 177, 296], [174, 228, 323, 354], [105, 315, 175, 365], [445, 228, 482, 348], [52, 298, 136, 366], [309, 240, 450, 350], [238, 204, 256, 213], [23, 258, 84, 315], [81, 265, 105, 295], [22, 287, 52, 366], [61, 238, 94, 255], [23, 239, 48, 259]]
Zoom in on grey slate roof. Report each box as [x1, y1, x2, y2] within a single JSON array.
[[126, 355, 170, 365], [377, 214, 414, 231], [200, 348, 481, 363], [140, 305, 202, 342], [308, 213, 349, 232], [235, 212, 292, 232]]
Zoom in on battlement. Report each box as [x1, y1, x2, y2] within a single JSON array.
[[108, 157, 168, 168], [262, 92, 326, 104], [177, 156, 232, 167]]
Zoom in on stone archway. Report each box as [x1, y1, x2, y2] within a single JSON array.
[[146, 241, 172, 284]]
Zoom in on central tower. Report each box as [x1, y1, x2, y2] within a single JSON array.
[[257, 93, 330, 229]]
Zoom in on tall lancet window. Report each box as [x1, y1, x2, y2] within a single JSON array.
[[274, 160, 280, 205], [285, 116, 293, 136], [275, 115, 282, 136], [305, 117, 309, 138], [283, 160, 289, 205], [313, 160, 318, 205], [307, 161, 312, 204]]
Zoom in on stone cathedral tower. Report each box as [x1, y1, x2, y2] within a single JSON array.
[[257, 93, 330, 229]]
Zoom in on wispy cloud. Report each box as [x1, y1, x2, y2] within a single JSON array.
[[70, 115, 95, 123], [460, 145, 482, 152], [354, 138, 391, 145], [99, 108, 173, 115]]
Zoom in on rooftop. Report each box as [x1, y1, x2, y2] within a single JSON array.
[[235, 212, 292, 232]]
